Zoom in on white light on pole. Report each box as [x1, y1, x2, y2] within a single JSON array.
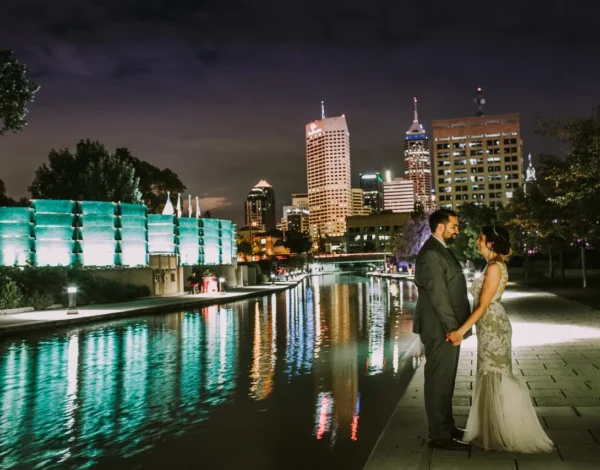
[[218, 277, 225, 293], [67, 286, 78, 315]]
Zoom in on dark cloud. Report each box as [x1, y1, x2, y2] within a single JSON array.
[[1, 0, 600, 224]]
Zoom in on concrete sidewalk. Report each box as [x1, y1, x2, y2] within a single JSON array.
[[0, 277, 308, 337], [365, 283, 600, 470]]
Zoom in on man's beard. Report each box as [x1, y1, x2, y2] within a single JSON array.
[[444, 234, 457, 245]]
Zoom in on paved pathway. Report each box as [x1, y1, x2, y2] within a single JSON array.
[[365, 282, 600, 469], [0, 277, 308, 337]]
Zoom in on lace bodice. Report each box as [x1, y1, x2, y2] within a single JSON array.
[[470, 261, 512, 376], [469, 261, 508, 306]]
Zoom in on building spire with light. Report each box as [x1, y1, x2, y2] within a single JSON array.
[[524, 152, 537, 195], [406, 96, 425, 135], [413, 96, 419, 123], [321, 101, 326, 119]]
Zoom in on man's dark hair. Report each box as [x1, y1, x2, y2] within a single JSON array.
[[428, 209, 457, 232]]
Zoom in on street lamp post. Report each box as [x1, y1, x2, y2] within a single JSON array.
[[66, 286, 78, 315]]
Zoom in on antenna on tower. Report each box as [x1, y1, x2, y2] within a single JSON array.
[[321, 101, 326, 119], [474, 87, 486, 117], [413, 97, 419, 122]]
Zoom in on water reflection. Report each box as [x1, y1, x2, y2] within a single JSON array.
[[0, 276, 420, 469]]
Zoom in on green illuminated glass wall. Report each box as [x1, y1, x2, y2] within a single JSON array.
[[0, 207, 34, 265], [0, 200, 235, 267], [148, 214, 177, 254], [178, 218, 201, 266], [32, 200, 77, 266], [202, 218, 221, 265], [78, 201, 118, 266], [119, 203, 149, 266]]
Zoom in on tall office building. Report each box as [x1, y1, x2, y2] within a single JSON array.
[[359, 172, 384, 214], [404, 97, 433, 211], [291, 193, 309, 210], [245, 180, 276, 231], [306, 112, 351, 239], [351, 188, 371, 216], [383, 178, 414, 213], [287, 207, 310, 234], [432, 109, 523, 211]]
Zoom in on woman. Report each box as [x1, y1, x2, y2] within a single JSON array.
[[447, 225, 554, 453]]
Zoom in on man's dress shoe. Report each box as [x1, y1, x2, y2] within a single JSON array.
[[451, 427, 465, 440], [428, 437, 470, 451]]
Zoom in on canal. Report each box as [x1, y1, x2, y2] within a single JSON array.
[[0, 274, 421, 469]]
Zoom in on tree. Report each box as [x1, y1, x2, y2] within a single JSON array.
[[29, 139, 142, 203], [237, 240, 252, 260], [393, 213, 430, 261], [453, 203, 497, 262], [114, 148, 186, 213], [0, 179, 28, 207], [0, 179, 16, 206], [283, 231, 312, 254], [0, 50, 39, 135], [499, 156, 570, 281], [535, 108, 600, 287], [411, 200, 425, 218]]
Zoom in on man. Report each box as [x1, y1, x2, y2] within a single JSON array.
[[413, 209, 472, 450]]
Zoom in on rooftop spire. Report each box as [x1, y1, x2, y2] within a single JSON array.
[[474, 87, 486, 117], [406, 96, 426, 135], [321, 101, 325, 119], [162, 191, 174, 215], [413, 96, 419, 122]]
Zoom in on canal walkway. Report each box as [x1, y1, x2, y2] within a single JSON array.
[[365, 282, 600, 469], [0, 276, 309, 337]]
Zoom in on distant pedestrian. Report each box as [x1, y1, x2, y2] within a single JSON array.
[[188, 272, 200, 295]]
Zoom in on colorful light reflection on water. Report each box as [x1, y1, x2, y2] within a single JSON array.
[[0, 275, 420, 469]]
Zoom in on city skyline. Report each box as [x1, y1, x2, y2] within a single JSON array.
[[2, 0, 600, 226]]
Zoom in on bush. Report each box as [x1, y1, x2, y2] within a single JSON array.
[[0, 274, 24, 310], [27, 290, 55, 311], [0, 266, 151, 309]]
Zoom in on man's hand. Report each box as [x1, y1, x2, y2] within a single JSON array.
[[446, 330, 463, 346]]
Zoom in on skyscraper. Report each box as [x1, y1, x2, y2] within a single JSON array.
[[383, 178, 414, 213], [359, 171, 384, 214], [245, 180, 276, 231], [291, 193, 309, 210], [432, 112, 523, 211], [351, 188, 371, 216], [404, 98, 434, 211], [306, 112, 351, 239]]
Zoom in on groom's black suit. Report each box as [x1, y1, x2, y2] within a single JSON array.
[[413, 236, 471, 440]]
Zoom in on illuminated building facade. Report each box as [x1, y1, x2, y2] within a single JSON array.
[[0, 199, 236, 267], [383, 178, 414, 213], [286, 207, 310, 234], [404, 98, 434, 211], [359, 172, 384, 214], [351, 188, 371, 216], [346, 212, 410, 253], [245, 180, 276, 232], [306, 114, 351, 239], [432, 113, 523, 210]]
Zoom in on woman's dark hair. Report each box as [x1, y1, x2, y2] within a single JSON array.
[[482, 225, 512, 256]]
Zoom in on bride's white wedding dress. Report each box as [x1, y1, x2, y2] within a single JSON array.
[[464, 261, 554, 452]]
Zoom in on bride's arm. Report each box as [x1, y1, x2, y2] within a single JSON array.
[[450, 263, 502, 340]]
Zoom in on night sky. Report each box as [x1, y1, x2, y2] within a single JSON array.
[[2, 0, 599, 224]]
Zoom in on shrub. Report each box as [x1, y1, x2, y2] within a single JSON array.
[[27, 290, 55, 311], [0, 266, 151, 309], [0, 274, 24, 310]]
